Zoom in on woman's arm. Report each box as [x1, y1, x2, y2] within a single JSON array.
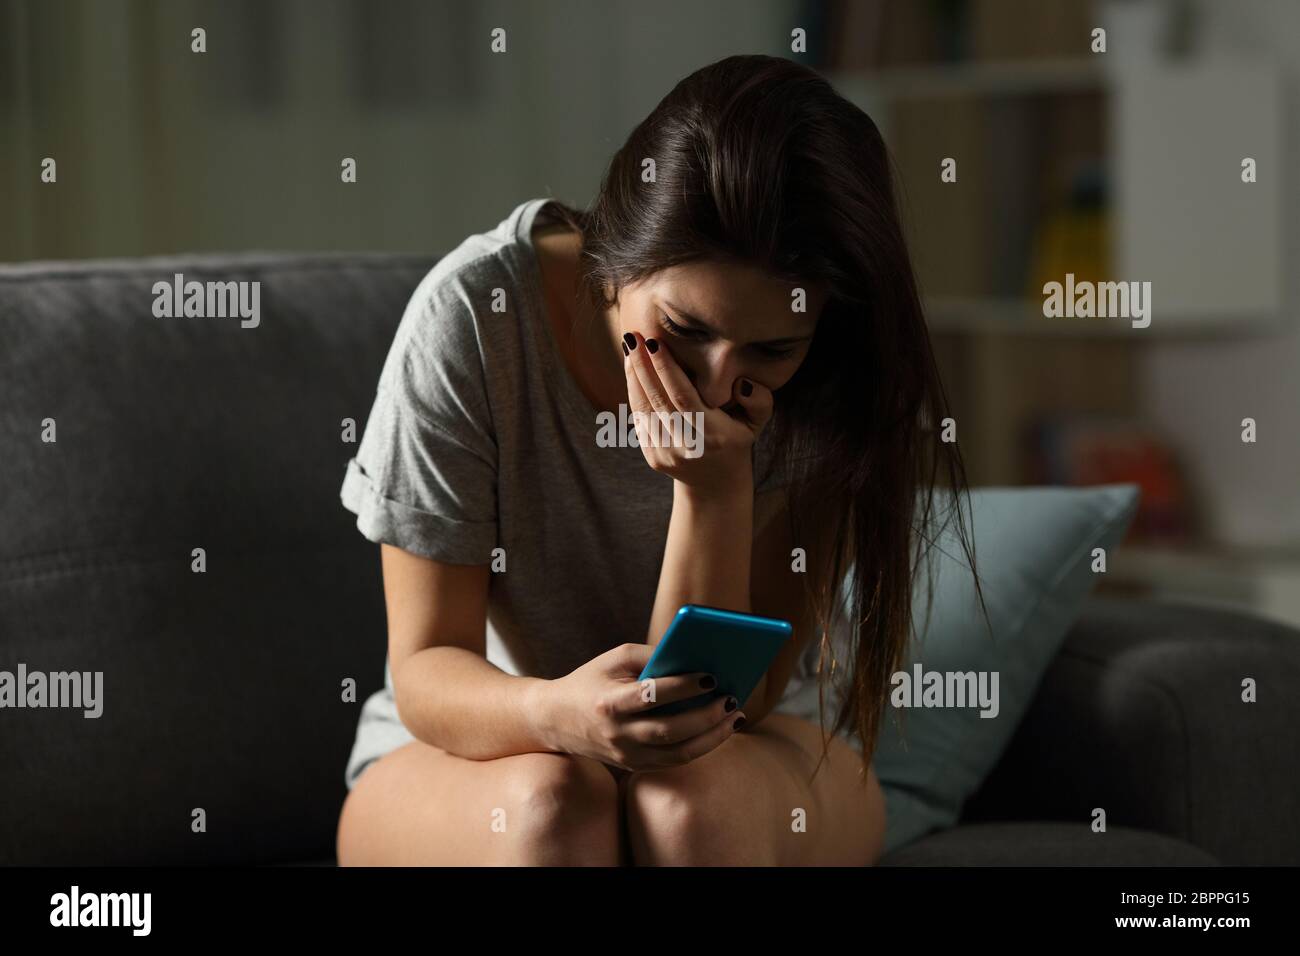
[[382, 542, 738, 769], [627, 327, 761, 649], [627, 331, 816, 725], [647, 476, 753, 645], [381, 543, 552, 760], [649, 481, 818, 725]]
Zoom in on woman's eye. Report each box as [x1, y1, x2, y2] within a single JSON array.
[[658, 312, 797, 359], [659, 313, 705, 339]]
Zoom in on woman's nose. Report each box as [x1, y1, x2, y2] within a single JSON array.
[[685, 362, 744, 409]]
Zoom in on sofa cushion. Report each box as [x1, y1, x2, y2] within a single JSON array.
[[879, 822, 1218, 866], [869, 484, 1140, 853]]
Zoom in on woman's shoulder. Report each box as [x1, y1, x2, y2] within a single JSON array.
[[383, 198, 551, 381], [407, 198, 548, 333]]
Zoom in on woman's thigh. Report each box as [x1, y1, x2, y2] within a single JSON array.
[[336, 740, 623, 865], [624, 712, 885, 866]]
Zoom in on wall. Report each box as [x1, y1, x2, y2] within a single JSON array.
[[1143, 0, 1300, 548], [0, 0, 799, 261]]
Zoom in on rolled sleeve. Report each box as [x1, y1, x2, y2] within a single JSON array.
[[340, 457, 496, 564], [340, 284, 498, 564]]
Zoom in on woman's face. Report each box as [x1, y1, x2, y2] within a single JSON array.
[[612, 260, 829, 410]]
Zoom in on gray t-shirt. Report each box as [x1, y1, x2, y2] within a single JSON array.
[[339, 198, 849, 788]]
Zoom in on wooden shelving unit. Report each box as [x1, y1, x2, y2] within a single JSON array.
[[924, 297, 1289, 339], [825, 52, 1288, 623]]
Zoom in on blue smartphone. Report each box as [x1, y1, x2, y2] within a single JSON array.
[[636, 605, 793, 716]]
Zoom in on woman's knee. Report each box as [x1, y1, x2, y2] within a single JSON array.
[[624, 760, 772, 865], [336, 745, 620, 865], [503, 752, 622, 863]]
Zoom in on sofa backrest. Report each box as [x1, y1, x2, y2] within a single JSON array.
[[0, 252, 435, 864]]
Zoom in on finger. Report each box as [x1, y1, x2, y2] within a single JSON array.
[[626, 331, 675, 419], [607, 641, 653, 676], [606, 671, 713, 720], [731, 376, 775, 430], [630, 672, 720, 711], [599, 649, 718, 726], [622, 692, 736, 748], [623, 337, 652, 414], [625, 333, 678, 450], [622, 343, 658, 450], [637, 707, 747, 769], [642, 336, 704, 413]]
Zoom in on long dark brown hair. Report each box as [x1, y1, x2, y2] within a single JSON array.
[[548, 54, 988, 779]]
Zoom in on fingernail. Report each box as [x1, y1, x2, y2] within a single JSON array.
[[724, 696, 738, 713], [700, 675, 716, 690], [740, 379, 753, 397], [622, 342, 629, 356], [645, 338, 659, 354], [732, 716, 746, 731], [623, 332, 637, 350]]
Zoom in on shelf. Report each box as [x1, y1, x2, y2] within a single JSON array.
[[923, 297, 1286, 339], [827, 58, 1107, 101], [840, 60, 1284, 325]]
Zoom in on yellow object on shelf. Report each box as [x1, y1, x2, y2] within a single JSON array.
[[1028, 207, 1110, 298]]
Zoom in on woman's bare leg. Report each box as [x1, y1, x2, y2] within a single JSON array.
[[337, 740, 622, 865], [624, 712, 886, 866]]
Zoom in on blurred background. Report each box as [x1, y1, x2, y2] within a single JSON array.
[[3, 0, 1298, 625]]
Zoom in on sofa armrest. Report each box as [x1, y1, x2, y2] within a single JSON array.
[[960, 595, 1300, 865]]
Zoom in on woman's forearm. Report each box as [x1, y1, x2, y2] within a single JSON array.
[[647, 465, 755, 646], [392, 645, 553, 760], [647, 472, 773, 714]]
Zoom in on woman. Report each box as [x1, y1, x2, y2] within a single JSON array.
[[335, 54, 981, 866]]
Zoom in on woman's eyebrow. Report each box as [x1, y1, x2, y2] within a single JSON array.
[[663, 300, 814, 346]]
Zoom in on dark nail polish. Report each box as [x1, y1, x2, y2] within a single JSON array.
[[622, 342, 629, 356], [645, 338, 659, 354], [724, 696, 738, 713], [623, 332, 637, 350], [732, 716, 746, 731], [740, 379, 753, 397], [700, 675, 716, 690]]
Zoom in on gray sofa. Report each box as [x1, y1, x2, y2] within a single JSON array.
[[2, 253, 1297, 866]]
